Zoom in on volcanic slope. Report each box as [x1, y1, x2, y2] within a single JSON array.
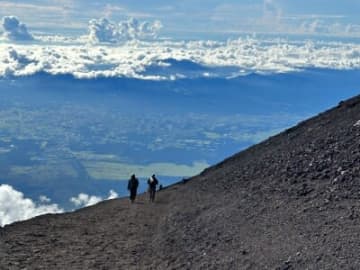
[[3, 95, 360, 269]]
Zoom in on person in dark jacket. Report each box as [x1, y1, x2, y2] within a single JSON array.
[[128, 174, 139, 203], [147, 174, 159, 202]]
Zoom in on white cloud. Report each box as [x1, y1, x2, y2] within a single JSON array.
[[70, 189, 118, 208], [296, 19, 360, 37], [346, 24, 360, 35], [39, 195, 51, 203], [299, 19, 342, 35], [0, 37, 360, 79], [1, 16, 33, 41], [70, 193, 102, 207], [0, 184, 63, 227], [88, 18, 119, 43], [88, 17, 162, 44], [108, 190, 119, 199], [0, 184, 120, 226]]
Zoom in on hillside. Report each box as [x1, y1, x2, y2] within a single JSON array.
[[2, 95, 360, 269]]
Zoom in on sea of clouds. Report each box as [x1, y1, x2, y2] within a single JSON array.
[[1, 16, 360, 80]]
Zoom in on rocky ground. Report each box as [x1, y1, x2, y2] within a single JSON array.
[[2, 95, 360, 269]]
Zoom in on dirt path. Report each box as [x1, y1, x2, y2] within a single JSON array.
[[0, 192, 171, 270]]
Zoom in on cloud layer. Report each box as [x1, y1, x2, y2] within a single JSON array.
[[1, 16, 33, 41], [0, 185, 119, 226], [88, 17, 162, 43], [0, 184, 63, 226], [70, 190, 118, 208], [0, 37, 360, 79]]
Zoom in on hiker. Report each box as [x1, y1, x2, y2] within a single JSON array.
[[127, 174, 139, 203], [147, 174, 159, 202]]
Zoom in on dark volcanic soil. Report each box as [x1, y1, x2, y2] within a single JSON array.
[[3, 95, 360, 269]]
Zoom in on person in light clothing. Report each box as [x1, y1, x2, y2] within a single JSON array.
[[147, 174, 159, 202]]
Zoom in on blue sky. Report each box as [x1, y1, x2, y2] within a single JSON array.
[[1, 0, 360, 37]]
